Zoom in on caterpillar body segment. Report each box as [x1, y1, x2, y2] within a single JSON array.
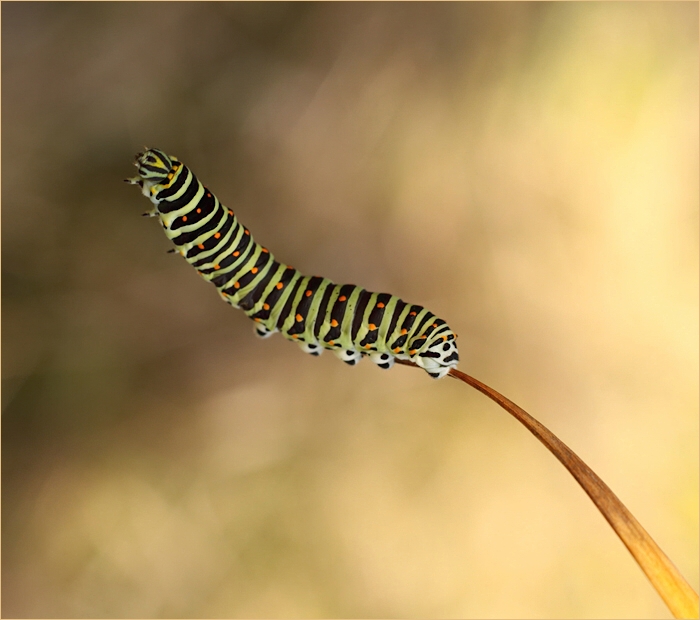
[[130, 148, 459, 379]]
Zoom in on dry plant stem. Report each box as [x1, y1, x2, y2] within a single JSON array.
[[446, 367, 698, 619], [395, 360, 699, 618]]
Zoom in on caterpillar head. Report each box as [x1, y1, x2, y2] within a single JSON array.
[[126, 148, 179, 204], [134, 148, 174, 182], [414, 331, 459, 379]]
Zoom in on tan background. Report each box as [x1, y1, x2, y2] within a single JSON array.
[[2, 3, 697, 618]]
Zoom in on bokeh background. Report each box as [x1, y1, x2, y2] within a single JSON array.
[[2, 2, 698, 618]]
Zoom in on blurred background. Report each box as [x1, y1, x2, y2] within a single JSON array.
[[2, 2, 697, 618]]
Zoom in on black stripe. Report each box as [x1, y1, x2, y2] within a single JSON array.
[[159, 175, 200, 213], [423, 319, 445, 339], [409, 338, 426, 351], [186, 211, 235, 260], [239, 261, 280, 313], [210, 240, 258, 287], [313, 281, 335, 339], [329, 284, 355, 326], [171, 203, 226, 246], [322, 284, 344, 342], [359, 293, 385, 347], [325, 284, 355, 342], [169, 191, 216, 230], [157, 167, 188, 200], [400, 305, 423, 332], [323, 325, 342, 343], [202, 226, 251, 271], [359, 329, 378, 348], [277, 276, 305, 330], [390, 334, 408, 350], [386, 298, 406, 342], [251, 267, 299, 319], [430, 324, 449, 338], [367, 293, 391, 329], [351, 289, 371, 341], [296, 276, 324, 319], [198, 223, 248, 271], [140, 163, 167, 175], [287, 276, 324, 336], [413, 311, 435, 336], [231, 251, 274, 303]]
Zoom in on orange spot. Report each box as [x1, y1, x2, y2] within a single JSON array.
[[182, 216, 187, 222], [305, 290, 312, 297], [262, 248, 269, 253], [233, 251, 240, 257], [409, 349, 417, 355], [214, 232, 221, 239], [330, 319, 338, 327], [339, 295, 347, 302], [401, 328, 407, 335], [432, 323, 437, 328], [296, 314, 303, 322], [410, 311, 416, 316], [233, 281, 240, 289], [393, 347, 401, 353], [196, 208, 201, 213], [214, 264, 220, 270], [329, 340, 335, 345], [167, 173, 173, 180], [368, 324, 376, 331], [292, 334, 298, 339], [244, 229, 250, 236], [251, 267, 258, 274], [198, 244, 204, 249], [207, 193, 211, 198], [442, 335, 447, 341], [377, 302, 385, 308], [263, 303, 270, 311], [276, 282, 283, 290], [364, 344, 371, 349], [228, 210, 233, 216]]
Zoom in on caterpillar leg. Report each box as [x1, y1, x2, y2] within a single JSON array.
[[299, 341, 322, 357], [426, 366, 451, 379], [334, 348, 362, 366], [369, 351, 394, 370], [253, 323, 276, 339]]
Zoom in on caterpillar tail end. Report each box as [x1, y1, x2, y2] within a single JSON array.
[[413, 336, 460, 379]]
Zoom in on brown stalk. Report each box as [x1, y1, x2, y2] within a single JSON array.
[[396, 360, 699, 618]]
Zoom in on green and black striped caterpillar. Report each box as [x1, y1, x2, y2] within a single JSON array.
[[127, 148, 459, 379]]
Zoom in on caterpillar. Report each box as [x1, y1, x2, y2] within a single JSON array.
[[126, 148, 459, 379]]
